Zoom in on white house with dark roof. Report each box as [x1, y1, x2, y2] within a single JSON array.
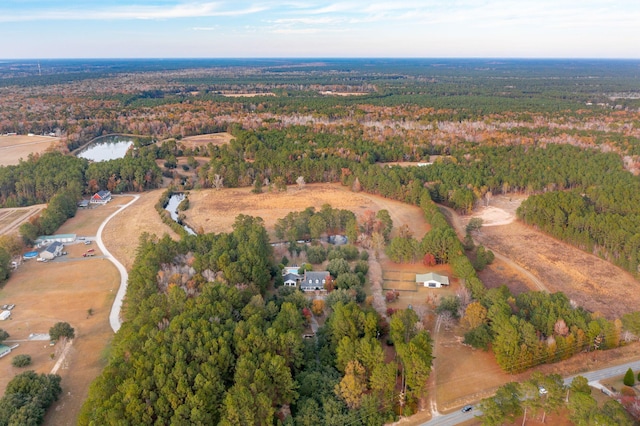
[[40, 242, 63, 260], [283, 272, 302, 287], [90, 190, 112, 204], [416, 272, 449, 288], [301, 271, 330, 292]]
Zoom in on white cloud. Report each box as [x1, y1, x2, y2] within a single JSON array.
[[0, 2, 268, 22]]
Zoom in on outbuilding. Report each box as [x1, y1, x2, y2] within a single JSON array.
[[35, 234, 76, 245], [416, 272, 450, 288], [0, 310, 11, 321]]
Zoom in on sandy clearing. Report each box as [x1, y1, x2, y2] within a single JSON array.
[[0, 135, 60, 166]]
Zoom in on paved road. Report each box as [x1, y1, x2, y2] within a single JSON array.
[[95, 194, 139, 333], [420, 359, 640, 425]]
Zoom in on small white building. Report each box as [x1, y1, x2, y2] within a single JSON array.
[[35, 234, 76, 245], [416, 272, 450, 288], [0, 310, 11, 321]]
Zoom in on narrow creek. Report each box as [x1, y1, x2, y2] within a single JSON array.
[[165, 194, 197, 235]]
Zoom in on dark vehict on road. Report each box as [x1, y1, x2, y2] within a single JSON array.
[[461, 405, 473, 413]]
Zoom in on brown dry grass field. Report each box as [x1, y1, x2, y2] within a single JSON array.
[[182, 183, 430, 240], [0, 209, 120, 425], [0, 135, 60, 166], [178, 132, 234, 149], [101, 190, 180, 271], [0, 205, 46, 236], [460, 195, 640, 319]]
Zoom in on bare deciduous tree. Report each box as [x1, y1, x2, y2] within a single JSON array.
[[212, 174, 224, 190]]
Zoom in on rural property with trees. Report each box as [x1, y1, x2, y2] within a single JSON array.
[[1, 58, 640, 425]]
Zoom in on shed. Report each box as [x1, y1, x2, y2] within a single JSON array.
[[416, 272, 450, 288], [0, 310, 11, 321], [35, 234, 76, 245], [40, 242, 63, 260]]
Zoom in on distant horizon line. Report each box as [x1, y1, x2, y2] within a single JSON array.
[[2, 57, 640, 61]]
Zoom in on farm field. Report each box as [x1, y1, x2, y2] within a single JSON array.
[[182, 183, 430, 240], [0, 135, 59, 166], [0, 240, 119, 425], [0, 204, 46, 236]]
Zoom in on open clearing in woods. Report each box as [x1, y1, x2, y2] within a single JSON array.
[[177, 132, 234, 150], [459, 194, 640, 319], [182, 183, 430, 240], [0, 135, 60, 166]]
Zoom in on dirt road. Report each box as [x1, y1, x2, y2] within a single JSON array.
[[438, 204, 548, 293]]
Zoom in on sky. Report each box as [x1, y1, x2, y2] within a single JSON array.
[[0, 1, 639, 58]]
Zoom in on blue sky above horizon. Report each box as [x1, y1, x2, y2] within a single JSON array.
[[1, 1, 638, 59]]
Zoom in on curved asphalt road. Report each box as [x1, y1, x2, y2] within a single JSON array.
[[95, 194, 140, 333]]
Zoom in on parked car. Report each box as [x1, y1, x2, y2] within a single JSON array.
[[7, 304, 15, 310], [83, 252, 95, 257], [461, 405, 473, 413], [61, 251, 68, 255], [86, 248, 95, 253], [538, 386, 547, 395], [84, 241, 92, 245]]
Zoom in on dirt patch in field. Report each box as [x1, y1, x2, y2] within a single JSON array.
[[101, 191, 180, 271], [0, 135, 60, 166], [183, 183, 430, 240], [0, 235, 119, 425]]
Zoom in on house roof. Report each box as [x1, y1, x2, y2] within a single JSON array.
[[283, 272, 301, 282], [36, 234, 76, 242], [44, 242, 63, 254], [415, 272, 449, 285], [93, 190, 111, 200], [301, 271, 330, 289]]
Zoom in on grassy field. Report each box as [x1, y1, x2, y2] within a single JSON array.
[[0, 135, 60, 166], [0, 245, 118, 425], [101, 190, 180, 271], [182, 183, 430, 240]]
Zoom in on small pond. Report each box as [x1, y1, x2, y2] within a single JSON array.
[[165, 194, 197, 235], [76, 135, 134, 161]]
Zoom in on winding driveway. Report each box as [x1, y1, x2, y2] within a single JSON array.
[[95, 194, 140, 333]]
